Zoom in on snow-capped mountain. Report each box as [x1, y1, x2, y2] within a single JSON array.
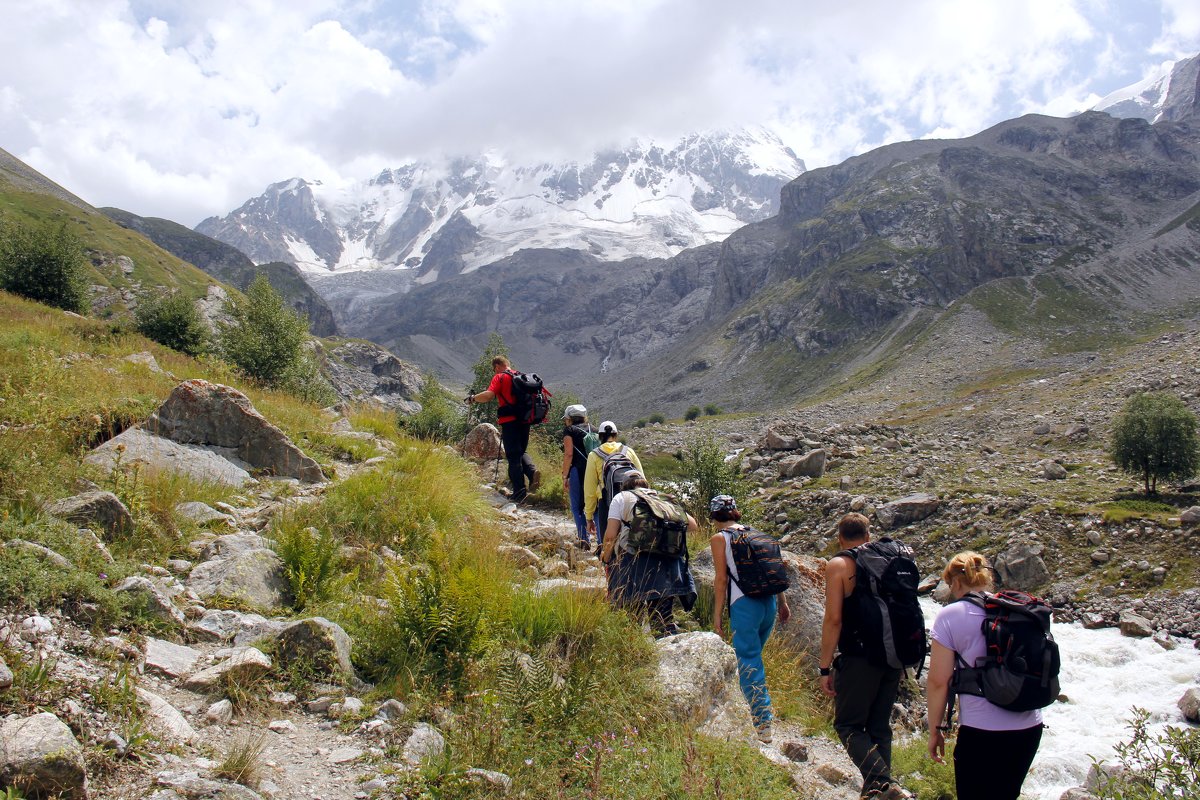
[[1093, 52, 1200, 123], [195, 128, 805, 281]]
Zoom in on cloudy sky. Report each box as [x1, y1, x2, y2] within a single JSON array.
[[2, 0, 1198, 227]]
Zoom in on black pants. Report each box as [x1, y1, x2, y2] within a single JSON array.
[[953, 724, 1043, 800], [832, 655, 902, 795], [500, 421, 534, 498]]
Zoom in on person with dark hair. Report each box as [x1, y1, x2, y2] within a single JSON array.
[[708, 494, 791, 743], [560, 404, 597, 546], [600, 472, 696, 637], [819, 512, 912, 800], [584, 420, 642, 544], [926, 552, 1043, 800], [468, 355, 540, 503]]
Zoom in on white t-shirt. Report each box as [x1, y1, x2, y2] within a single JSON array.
[[607, 488, 653, 555], [718, 528, 746, 605]]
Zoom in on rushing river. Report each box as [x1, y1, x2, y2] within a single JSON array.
[[920, 598, 1200, 798]]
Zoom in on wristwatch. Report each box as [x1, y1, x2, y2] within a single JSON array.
[[819, 666, 832, 676]]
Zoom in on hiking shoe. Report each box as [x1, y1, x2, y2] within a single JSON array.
[[880, 785, 913, 800], [755, 722, 773, 744], [510, 489, 529, 504], [529, 469, 542, 492]]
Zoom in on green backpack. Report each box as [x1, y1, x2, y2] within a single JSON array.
[[625, 489, 689, 557]]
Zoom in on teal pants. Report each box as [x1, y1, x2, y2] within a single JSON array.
[[728, 594, 777, 727]]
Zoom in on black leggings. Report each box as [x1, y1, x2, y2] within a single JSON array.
[[954, 724, 1043, 800], [499, 422, 534, 496]]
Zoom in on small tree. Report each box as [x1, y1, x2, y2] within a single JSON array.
[[1111, 392, 1200, 494], [0, 219, 90, 313], [467, 332, 509, 425], [402, 374, 469, 442], [678, 433, 751, 523], [684, 406, 702, 421], [218, 275, 310, 387], [135, 291, 210, 356]]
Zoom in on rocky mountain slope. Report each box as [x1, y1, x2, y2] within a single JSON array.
[[1094, 52, 1200, 123], [101, 208, 338, 337], [194, 128, 805, 279], [341, 107, 1200, 419]]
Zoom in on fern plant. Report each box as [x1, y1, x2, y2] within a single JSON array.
[[496, 651, 598, 728]]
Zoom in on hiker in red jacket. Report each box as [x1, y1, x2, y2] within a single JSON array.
[[468, 355, 540, 502]]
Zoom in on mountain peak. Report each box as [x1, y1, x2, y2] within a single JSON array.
[[195, 128, 805, 278], [1094, 52, 1200, 124]]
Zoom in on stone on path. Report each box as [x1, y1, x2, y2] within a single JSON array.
[[144, 637, 203, 678], [183, 647, 272, 692], [0, 712, 88, 799], [44, 490, 132, 537]]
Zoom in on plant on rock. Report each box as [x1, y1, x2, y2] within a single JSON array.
[[1110, 392, 1200, 494]]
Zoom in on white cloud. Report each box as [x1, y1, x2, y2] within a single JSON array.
[[0, 0, 1196, 226]]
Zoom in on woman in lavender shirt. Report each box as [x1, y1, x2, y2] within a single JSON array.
[[926, 552, 1043, 800]]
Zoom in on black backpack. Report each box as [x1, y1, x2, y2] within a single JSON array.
[[951, 590, 1061, 712], [625, 489, 689, 557], [839, 538, 927, 671], [500, 370, 552, 425], [727, 526, 790, 598], [600, 445, 638, 505]]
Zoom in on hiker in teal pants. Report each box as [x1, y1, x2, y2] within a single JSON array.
[[709, 495, 791, 744]]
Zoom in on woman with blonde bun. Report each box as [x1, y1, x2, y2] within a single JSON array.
[[926, 552, 1043, 800]]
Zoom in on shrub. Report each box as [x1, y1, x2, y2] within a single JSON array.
[[684, 406, 701, 421], [0, 220, 89, 314], [217, 276, 334, 404], [401, 373, 470, 442], [648, 413, 666, 425], [134, 291, 209, 356], [635, 419, 648, 428], [269, 519, 343, 611], [703, 404, 721, 416], [1111, 392, 1200, 493], [1092, 707, 1200, 799], [676, 433, 751, 522]]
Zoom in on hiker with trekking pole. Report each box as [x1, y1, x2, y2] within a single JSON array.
[[466, 355, 550, 504]]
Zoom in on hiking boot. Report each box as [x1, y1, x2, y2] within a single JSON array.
[[880, 784, 913, 800], [529, 469, 542, 492], [510, 489, 529, 505], [754, 722, 773, 744]]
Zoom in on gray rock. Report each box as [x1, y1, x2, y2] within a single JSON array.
[[86, 427, 253, 487], [44, 490, 132, 537], [1090, 550, 1110, 564], [136, 688, 198, 744], [0, 712, 88, 799], [3, 539, 73, 568], [199, 533, 267, 561], [183, 647, 272, 692], [205, 699, 234, 724], [1059, 789, 1098, 800], [145, 379, 325, 482], [777, 449, 826, 479], [188, 609, 274, 643], [1178, 687, 1200, 722], [1118, 611, 1154, 638], [0, 656, 12, 690], [274, 618, 355, 680], [186, 549, 287, 609], [780, 741, 808, 762], [462, 423, 502, 461], [144, 637, 203, 678], [1041, 460, 1068, 480], [374, 699, 407, 720], [655, 632, 737, 725], [465, 768, 512, 794], [994, 543, 1050, 591], [1181, 506, 1200, 528], [760, 428, 799, 451], [319, 339, 425, 410], [154, 769, 263, 800], [401, 723, 445, 765], [115, 576, 186, 626], [497, 544, 541, 568], [174, 501, 235, 529], [328, 747, 363, 764], [874, 493, 940, 529]]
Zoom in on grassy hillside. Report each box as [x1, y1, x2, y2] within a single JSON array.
[[0, 290, 819, 798]]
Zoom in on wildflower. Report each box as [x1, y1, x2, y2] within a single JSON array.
[[524, 758, 533, 766]]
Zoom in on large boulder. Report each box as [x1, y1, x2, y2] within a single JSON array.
[[994, 543, 1051, 591], [1178, 687, 1200, 722], [273, 618, 355, 679], [462, 423, 502, 461], [319, 340, 425, 413], [186, 549, 287, 610], [655, 632, 737, 725], [0, 712, 88, 799], [114, 577, 186, 626], [144, 379, 324, 482], [144, 637, 203, 679], [777, 449, 827, 479], [760, 427, 800, 451], [86, 427, 253, 487], [1118, 610, 1154, 638], [874, 493, 940, 529], [43, 491, 132, 537], [136, 688, 198, 744], [182, 647, 272, 692], [1181, 506, 1200, 528]]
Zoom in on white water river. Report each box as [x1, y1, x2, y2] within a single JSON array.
[[920, 598, 1200, 798]]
